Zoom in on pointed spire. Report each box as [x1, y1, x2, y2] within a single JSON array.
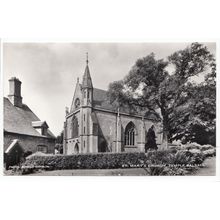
[[86, 52, 89, 65], [82, 52, 93, 88]]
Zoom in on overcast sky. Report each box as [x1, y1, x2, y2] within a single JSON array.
[[3, 42, 216, 136]]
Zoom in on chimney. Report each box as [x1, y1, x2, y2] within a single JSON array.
[[8, 77, 23, 108]]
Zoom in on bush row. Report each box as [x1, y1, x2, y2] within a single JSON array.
[[23, 150, 205, 173], [24, 152, 147, 170]]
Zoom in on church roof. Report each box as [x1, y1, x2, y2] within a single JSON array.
[[4, 97, 55, 138], [92, 87, 161, 121]]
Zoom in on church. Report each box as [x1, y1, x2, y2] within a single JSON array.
[[63, 55, 162, 154]]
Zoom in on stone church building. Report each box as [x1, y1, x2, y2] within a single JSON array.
[[63, 56, 162, 154]]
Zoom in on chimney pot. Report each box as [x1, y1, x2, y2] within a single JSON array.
[[8, 77, 23, 108]]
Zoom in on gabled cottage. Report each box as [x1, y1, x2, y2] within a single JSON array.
[[4, 77, 56, 166]]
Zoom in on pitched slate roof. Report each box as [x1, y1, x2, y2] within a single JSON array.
[[93, 88, 117, 111], [4, 97, 55, 138], [92, 87, 161, 121], [32, 121, 49, 128]]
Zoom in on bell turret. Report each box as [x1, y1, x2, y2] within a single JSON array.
[[82, 53, 93, 106]]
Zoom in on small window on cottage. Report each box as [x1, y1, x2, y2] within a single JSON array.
[[37, 145, 48, 153]]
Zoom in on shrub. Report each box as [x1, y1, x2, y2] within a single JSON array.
[[21, 149, 207, 176], [23, 151, 33, 158], [23, 152, 147, 170], [146, 149, 204, 166], [181, 142, 201, 150], [203, 149, 216, 157], [144, 149, 205, 175], [20, 165, 51, 175], [200, 144, 214, 151]]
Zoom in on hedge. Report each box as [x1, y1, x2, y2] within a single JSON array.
[[23, 150, 205, 171], [24, 152, 147, 170]]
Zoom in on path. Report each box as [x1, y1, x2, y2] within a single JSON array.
[[194, 157, 216, 176]]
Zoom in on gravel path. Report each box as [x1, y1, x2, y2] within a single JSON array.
[[194, 157, 216, 176]]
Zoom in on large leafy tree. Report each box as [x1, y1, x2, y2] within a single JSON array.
[[108, 53, 169, 142], [169, 54, 216, 145], [108, 43, 215, 145]]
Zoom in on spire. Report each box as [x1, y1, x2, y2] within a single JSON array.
[[86, 52, 89, 65], [82, 52, 93, 88]]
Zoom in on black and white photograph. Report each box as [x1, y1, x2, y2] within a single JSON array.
[[2, 42, 216, 176], [1, 1, 220, 220]]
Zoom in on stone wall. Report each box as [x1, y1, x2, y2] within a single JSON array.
[[95, 110, 117, 151], [95, 109, 163, 152], [64, 107, 163, 154], [4, 132, 55, 154]]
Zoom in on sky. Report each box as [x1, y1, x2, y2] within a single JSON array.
[[3, 42, 216, 136]]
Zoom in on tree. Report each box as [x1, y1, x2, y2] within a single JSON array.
[[55, 131, 64, 154], [107, 43, 215, 145], [169, 56, 216, 145], [167, 43, 216, 144], [108, 53, 169, 142]]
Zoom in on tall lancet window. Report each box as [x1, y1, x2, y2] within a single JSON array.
[[71, 116, 79, 138], [124, 122, 135, 146]]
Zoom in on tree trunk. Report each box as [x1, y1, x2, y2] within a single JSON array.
[[160, 107, 169, 149], [162, 127, 168, 148]]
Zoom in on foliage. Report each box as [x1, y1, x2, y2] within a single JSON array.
[[56, 130, 64, 144], [168, 142, 215, 158], [202, 149, 216, 157], [55, 130, 64, 154], [21, 148, 208, 176], [168, 43, 216, 144], [107, 43, 216, 145], [23, 151, 32, 158], [23, 152, 147, 170], [108, 52, 168, 120], [144, 149, 205, 175]]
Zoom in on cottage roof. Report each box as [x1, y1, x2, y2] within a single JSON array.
[[5, 139, 21, 154], [32, 121, 49, 128], [4, 97, 55, 138]]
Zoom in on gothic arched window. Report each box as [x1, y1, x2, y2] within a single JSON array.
[[71, 116, 79, 138], [124, 122, 135, 146]]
